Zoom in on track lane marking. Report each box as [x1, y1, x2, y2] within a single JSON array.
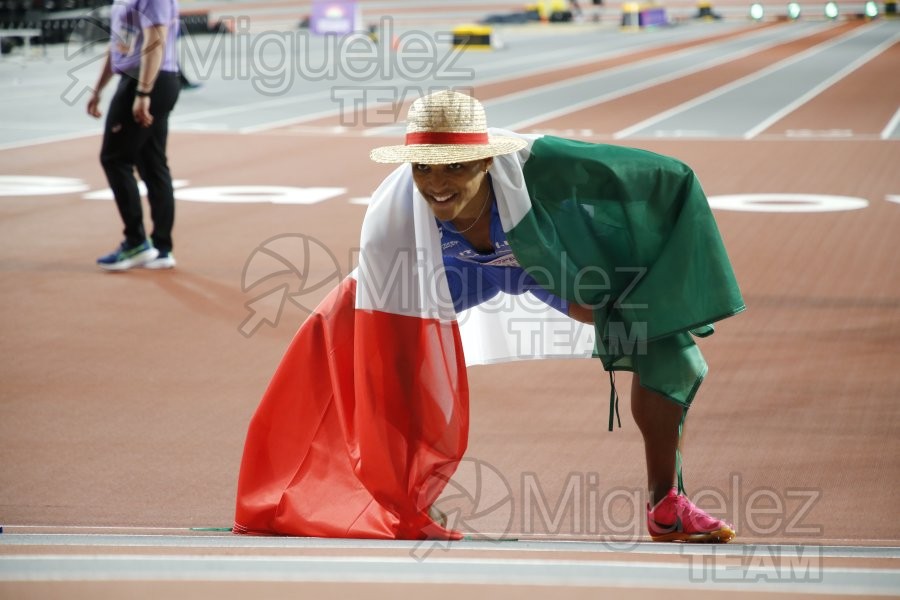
[[4, 533, 900, 558], [500, 23, 827, 132], [259, 22, 774, 135], [744, 32, 900, 139], [2, 552, 899, 595], [612, 22, 872, 140], [881, 107, 900, 140]]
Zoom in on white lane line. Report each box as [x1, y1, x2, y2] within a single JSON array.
[[785, 129, 854, 138], [243, 24, 761, 135], [0, 130, 99, 152], [446, 29, 678, 85], [4, 534, 900, 559], [237, 106, 351, 134], [2, 553, 900, 594], [752, 133, 884, 141], [881, 106, 900, 140], [744, 30, 900, 140], [612, 23, 874, 140], [0, 121, 89, 132], [173, 88, 329, 122], [3, 32, 625, 144], [503, 23, 825, 133]]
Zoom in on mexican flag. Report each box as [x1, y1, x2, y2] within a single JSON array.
[[233, 132, 745, 539]]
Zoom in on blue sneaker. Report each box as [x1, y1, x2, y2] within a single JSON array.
[[142, 250, 176, 270], [97, 240, 159, 271]]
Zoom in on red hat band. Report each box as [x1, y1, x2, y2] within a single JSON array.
[[405, 131, 489, 146]]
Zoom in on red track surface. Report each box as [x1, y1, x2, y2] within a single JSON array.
[[1, 14, 898, 598]]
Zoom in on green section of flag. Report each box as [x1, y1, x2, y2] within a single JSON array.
[[510, 136, 745, 407]]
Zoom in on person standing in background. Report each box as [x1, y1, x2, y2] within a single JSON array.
[[88, 0, 181, 271]]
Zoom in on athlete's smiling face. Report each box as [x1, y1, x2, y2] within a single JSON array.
[[411, 158, 493, 222]]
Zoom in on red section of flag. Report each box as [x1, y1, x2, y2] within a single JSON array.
[[234, 276, 468, 539]]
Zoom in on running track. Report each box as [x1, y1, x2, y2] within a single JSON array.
[[1, 5, 898, 596]]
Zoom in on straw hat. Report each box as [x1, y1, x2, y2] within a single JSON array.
[[369, 90, 527, 164]]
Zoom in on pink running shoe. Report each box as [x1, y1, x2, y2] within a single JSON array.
[[647, 488, 736, 543]]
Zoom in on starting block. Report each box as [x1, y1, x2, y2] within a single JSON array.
[[452, 25, 494, 50], [525, 0, 570, 22], [695, 1, 721, 19]]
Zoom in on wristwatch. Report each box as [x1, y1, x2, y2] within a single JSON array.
[[135, 90, 152, 97]]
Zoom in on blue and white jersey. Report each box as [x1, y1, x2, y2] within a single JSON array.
[[437, 200, 569, 316]]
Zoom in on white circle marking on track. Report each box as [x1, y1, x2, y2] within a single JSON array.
[[708, 194, 869, 213], [174, 186, 346, 204], [0, 176, 90, 196]]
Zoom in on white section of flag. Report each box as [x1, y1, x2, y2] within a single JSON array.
[[458, 292, 594, 366], [355, 164, 456, 322]]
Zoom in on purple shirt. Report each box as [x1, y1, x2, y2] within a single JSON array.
[[109, 0, 180, 75]]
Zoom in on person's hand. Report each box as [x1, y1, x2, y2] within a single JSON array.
[[568, 303, 594, 324], [133, 95, 153, 127], [87, 91, 102, 119]]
